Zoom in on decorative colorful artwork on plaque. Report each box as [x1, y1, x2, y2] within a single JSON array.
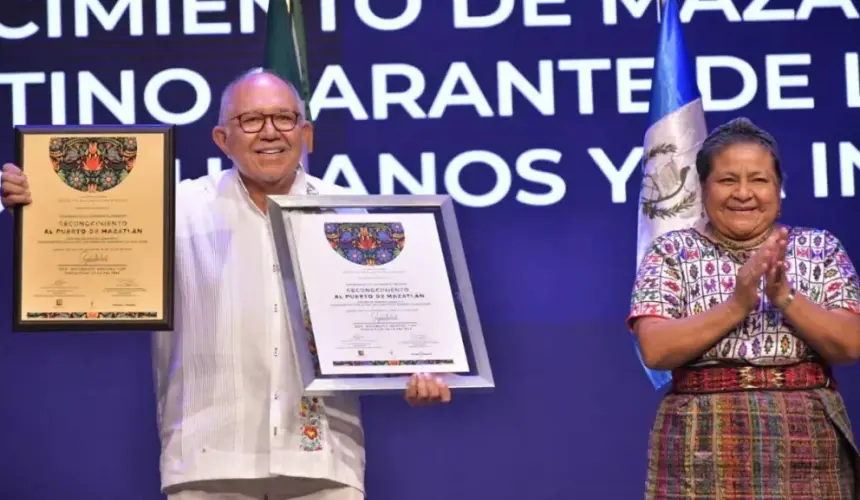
[[49, 136, 137, 193]]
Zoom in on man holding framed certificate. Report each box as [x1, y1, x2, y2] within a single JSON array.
[[1, 69, 462, 500]]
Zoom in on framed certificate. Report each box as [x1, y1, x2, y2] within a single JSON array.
[[12, 125, 176, 332], [268, 194, 494, 396]]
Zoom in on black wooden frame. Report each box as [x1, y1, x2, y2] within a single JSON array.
[[11, 124, 176, 332]]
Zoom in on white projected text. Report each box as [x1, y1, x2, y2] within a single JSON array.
[[1, 0, 858, 211]]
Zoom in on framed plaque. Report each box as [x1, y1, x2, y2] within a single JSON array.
[[12, 125, 176, 332], [268, 194, 494, 396]]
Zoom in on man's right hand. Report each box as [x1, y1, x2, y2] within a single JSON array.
[[1, 163, 32, 209]]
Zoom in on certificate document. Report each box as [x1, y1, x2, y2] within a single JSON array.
[[13, 125, 175, 331], [292, 212, 470, 375]]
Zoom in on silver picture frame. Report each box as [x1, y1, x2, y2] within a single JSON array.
[[267, 194, 495, 397]]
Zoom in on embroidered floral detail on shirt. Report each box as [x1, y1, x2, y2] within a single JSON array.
[[298, 396, 323, 451]]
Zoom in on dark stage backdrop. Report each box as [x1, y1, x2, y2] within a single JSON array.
[[1, 1, 859, 499]]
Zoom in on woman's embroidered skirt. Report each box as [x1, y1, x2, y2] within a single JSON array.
[[646, 365, 859, 499]]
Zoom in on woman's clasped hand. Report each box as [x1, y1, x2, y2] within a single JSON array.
[[732, 226, 791, 313]]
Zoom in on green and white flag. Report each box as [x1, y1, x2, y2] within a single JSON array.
[[263, 0, 313, 171]]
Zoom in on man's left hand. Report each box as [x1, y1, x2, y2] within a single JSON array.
[[404, 373, 452, 407]]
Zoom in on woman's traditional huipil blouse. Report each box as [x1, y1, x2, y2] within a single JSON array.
[[628, 226, 860, 367]]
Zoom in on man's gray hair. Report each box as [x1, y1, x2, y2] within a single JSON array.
[[217, 67, 306, 125]]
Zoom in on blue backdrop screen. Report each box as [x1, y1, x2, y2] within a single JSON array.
[[0, 1, 859, 499]]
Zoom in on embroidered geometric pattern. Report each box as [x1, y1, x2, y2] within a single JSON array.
[[629, 226, 860, 366], [671, 361, 833, 394]]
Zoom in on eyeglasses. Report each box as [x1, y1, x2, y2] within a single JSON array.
[[231, 111, 302, 133]]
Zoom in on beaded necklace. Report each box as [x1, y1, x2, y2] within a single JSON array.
[[705, 222, 774, 261]]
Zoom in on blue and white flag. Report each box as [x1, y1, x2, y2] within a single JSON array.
[[634, 0, 708, 390]]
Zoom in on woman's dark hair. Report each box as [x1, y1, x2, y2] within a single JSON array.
[[695, 117, 783, 185]]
